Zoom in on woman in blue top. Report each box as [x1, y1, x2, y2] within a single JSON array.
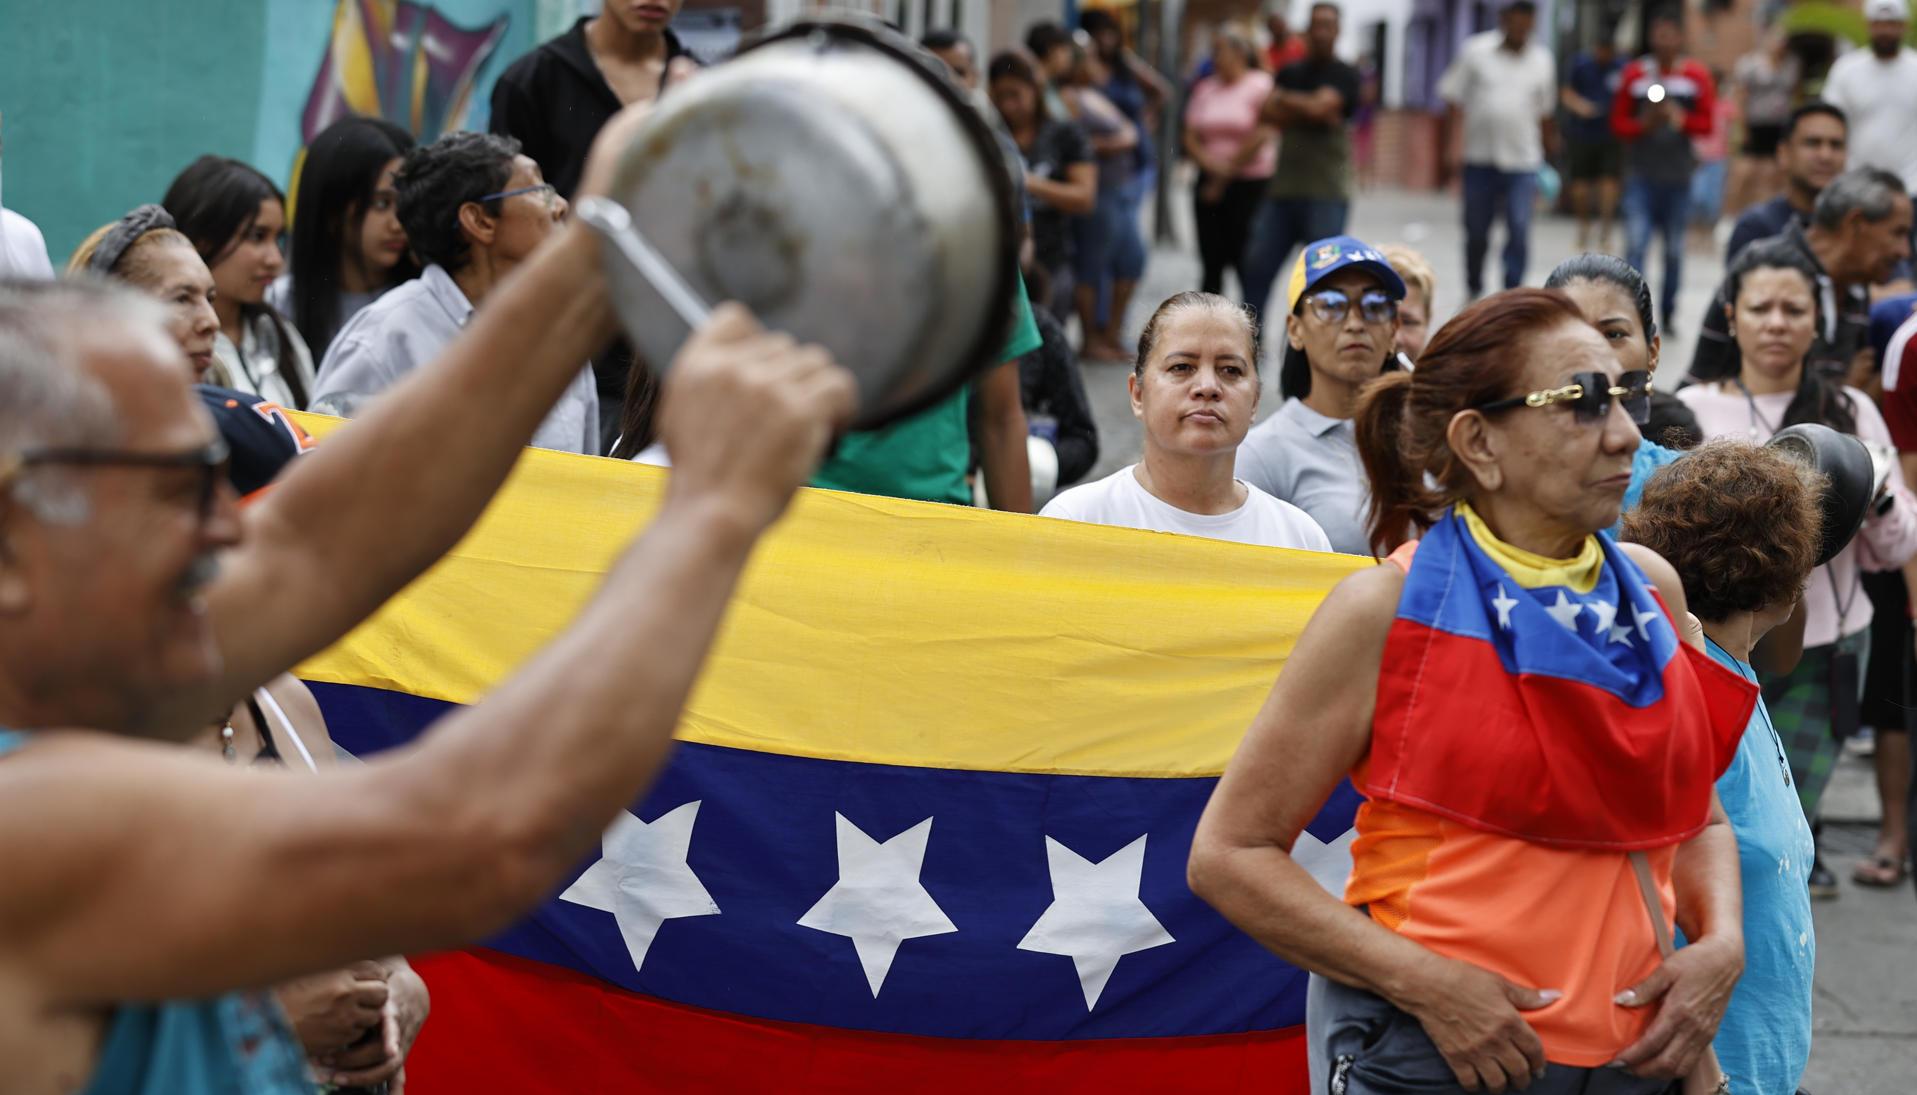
[[1544, 254, 1685, 525], [1625, 441, 1822, 1094], [1080, 9, 1171, 355]]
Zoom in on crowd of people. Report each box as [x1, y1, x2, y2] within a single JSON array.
[[1, 0, 1915, 1092]]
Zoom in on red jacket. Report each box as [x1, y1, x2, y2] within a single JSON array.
[[1610, 56, 1716, 142]]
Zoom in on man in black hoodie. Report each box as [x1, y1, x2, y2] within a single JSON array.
[[490, 0, 699, 448], [490, 0, 699, 200]]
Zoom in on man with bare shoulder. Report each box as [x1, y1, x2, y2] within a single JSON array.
[[0, 107, 854, 1091]]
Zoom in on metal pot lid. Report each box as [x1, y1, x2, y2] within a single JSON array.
[[593, 15, 1017, 431]]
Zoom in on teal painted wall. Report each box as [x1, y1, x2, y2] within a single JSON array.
[[1, 0, 539, 264]]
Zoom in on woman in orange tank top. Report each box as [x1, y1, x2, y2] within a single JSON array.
[[1189, 290, 1748, 1094]]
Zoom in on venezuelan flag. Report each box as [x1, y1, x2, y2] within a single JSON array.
[[293, 416, 1368, 1092], [1370, 506, 1755, 851]]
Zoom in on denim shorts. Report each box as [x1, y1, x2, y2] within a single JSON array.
[[1312, 977, 1677, 1094]]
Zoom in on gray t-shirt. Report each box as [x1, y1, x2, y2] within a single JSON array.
[[1233, 398, 1372, 555]]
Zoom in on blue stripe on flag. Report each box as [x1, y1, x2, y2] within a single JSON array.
[[310, 681, 1360, 1041]]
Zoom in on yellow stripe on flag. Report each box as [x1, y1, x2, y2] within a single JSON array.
[[293, 414, 1366, 777]]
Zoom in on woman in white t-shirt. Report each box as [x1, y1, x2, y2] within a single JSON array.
[[1041, 291, 1331, 550]]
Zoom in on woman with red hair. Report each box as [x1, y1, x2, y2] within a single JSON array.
[[1191, 289, 1750, 1093]]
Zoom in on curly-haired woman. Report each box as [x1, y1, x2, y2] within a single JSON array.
[[1624, 440, 1825, 1095]]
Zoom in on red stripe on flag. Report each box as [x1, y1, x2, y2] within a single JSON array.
[[1370, 617, 1751, 850], [403, 949, 1309, 1093]]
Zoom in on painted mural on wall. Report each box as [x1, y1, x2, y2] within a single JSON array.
[[301, 0, 511, 144], [254, 0, 536, 193]]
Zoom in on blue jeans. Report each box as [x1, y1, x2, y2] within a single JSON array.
[[1462, 165, 1537, 296], [1688, 158, 1727, 226], [1623, 176, 1691, 328], [1090, 172, 1152, 327], [1311, 978, 1677, 1094], [1240, 196, 1350, 324]]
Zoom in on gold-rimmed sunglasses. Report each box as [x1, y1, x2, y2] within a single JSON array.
[[1474, 370, 1653, 426]]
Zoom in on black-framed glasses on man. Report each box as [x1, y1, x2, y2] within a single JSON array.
[[477, 183, 558, 209], [0, 440, 231, 523], [1473, 370, 1653, 426]]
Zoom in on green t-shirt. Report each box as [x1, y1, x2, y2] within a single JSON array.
[[811, 276, 1042, 505], [1268, 57, 1362, 202]]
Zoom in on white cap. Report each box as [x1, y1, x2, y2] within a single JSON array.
[[1863, 0, 1908, 22]]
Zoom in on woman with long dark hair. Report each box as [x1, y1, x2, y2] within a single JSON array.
[[163, 156, 316, 408], [988, 51, 1095, 324], [1544, 253, 1687, 522], [1193, 289, 1746, 1094], [270, 117, 417, 362], [1677, 237, 1917, 900]]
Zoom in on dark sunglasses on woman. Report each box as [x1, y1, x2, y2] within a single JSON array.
[[1475, 370, 1654, 427]]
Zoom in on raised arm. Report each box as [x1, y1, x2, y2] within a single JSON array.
[[2, 306, 857, 1007], [142, 112, 658, 737], [1189, 564, 1554, 1092]]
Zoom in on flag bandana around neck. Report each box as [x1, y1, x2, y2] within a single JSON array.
[[1368, 505, 1757, 850]]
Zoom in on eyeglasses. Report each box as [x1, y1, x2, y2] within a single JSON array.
[[1304, 288, 1398, 326], [476, 183, 559, 209], [1475, 370, 1653, 426], [0, 440, 231, 523]]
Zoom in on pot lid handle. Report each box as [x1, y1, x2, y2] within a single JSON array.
[[575, 196, 712, 331]]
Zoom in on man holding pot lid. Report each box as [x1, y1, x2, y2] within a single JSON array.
[[0, 101, 859, 1092]]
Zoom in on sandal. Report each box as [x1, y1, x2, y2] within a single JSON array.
[[1851, 855, 1910, 888]]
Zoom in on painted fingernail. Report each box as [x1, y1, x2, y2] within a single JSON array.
[[1538, 989, 1563, 1003], [1614, 990, 1638, 1005]]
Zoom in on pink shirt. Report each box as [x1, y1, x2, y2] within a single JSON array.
[[1183, 70, 1276, 179], [1678, 382, 1917, 646]]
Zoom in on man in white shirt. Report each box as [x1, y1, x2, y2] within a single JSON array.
[[1439, 0, 1556, 299], [314, 132, 599, 454], [1823, 0, 1917, 194]]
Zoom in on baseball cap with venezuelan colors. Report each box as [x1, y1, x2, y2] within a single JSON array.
[[1285, 235, 1408, 313]]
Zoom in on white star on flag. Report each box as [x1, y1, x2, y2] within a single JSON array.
[[1019, 835, 1174, 1010], [558, 801, 720, 974], [1544, 590, 1583, 631], [1491, 585, 1519, 630], [1634, 605, 1661, 642], [1588, 599, 1618, 638], [799, 815, 956, 997], [1292, 826, 1356, 897]]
